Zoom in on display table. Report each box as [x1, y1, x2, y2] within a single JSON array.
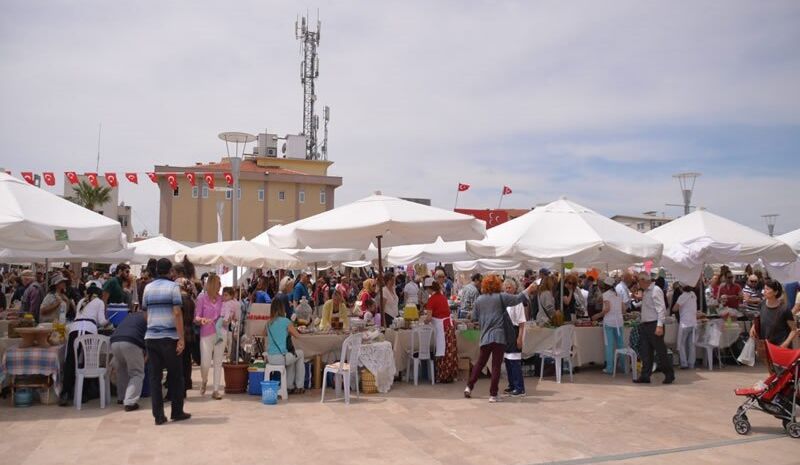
[[0, 337, 22, 365], [292, 333, 348, 360], [0, 344, 63, 397], [358, 341, 396, 393], [387, 328, 480, 375]]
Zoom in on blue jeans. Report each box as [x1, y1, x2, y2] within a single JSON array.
[[504, 358, 525, 393], [603, 326, 625, 374]]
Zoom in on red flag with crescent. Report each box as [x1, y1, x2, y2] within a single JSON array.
[[185, 172, 196, 186], [223, 172, 233, 186], [86, 173, 99, 187], [146, 172, 158, 183], [502, 185, 512, 195], [104, 172, 119, 188], [65, 171, 79, 184], [125, 173, 138, 184], [43, 172, 56, 186], [166, 174, 178, 190], [21, 172, 35, 185], [203, 173, 215, 190], [458, 183, 470, 192]]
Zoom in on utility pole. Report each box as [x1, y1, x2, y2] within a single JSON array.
[[296, 14, 322, 160]]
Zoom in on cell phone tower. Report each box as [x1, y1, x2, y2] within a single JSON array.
[[296, 14, 323, 160]]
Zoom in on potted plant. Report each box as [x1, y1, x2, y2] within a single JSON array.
[[223, 289, 249, 393]]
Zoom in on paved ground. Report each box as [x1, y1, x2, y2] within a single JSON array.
[[1, 365, 797, 465]]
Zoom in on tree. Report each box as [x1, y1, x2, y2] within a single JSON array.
[[66, 181, 112, 212]]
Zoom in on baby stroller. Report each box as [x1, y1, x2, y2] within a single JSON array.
[[732, 342, 800, 438]]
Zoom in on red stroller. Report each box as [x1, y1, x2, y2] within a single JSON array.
[[733, 342, 800, 438]]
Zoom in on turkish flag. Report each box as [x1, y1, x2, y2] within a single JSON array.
[[105, 172, 119, 188], [43, 172, 56, 186], [21, 172, 35, 185], [125, 173, 138, 184], [203, 173, 215, 190], [86, 173, 99, 187], [146, 172, 158, 183], [502, 185, 512, 195], [65, 171, 79, 184], [223, 172, 233, 186], [166, 174, 178, 190], [185, 172, 196, 186], [458, 183, 470, 192]]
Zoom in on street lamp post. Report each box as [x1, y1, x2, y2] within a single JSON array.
[[762, 214, 779, 237], [218, 132, 256, 287], [672, 172, 702, 216]]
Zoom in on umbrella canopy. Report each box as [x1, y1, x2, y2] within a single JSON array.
[[267, 194, 486, 249], [176, 239, 302, 269], [646, 209, 797, 284], [129, 235, 190, 260], [453, 259, 544, 272], [251, 228, 374, 265], [466, 198, 663, 266], [0, 234, 189, 264], [778, 228, 800, 253], [385, 237, 474, 266], [0, 172, 125, 254]]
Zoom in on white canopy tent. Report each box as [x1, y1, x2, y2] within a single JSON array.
[[0, 172, 125, 254], [646, 209, 798, 285], [466, 198, 663, 266], [385, 237, 474, 266], [0, 234, 189, 265], [176, 239, 302, 270], [251, 228, 378, 266], [267, 193, 486, 325], [453, 259, 543, 273], [779, 229, 800, 253]]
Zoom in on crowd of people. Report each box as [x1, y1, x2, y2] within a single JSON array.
[[2, 259, 799, 414]]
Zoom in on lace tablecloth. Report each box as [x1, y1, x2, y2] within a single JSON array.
[[358, 341, 396, 393]]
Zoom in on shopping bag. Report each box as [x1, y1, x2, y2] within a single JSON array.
[[737, 338, 756, 367]]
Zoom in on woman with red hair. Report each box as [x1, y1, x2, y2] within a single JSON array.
[[464, 274, 536, 403]]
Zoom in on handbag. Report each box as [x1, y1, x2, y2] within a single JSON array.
[[737, 338, 756, 366], [499, 294, 520, 353]]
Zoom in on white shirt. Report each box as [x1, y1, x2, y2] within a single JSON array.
[[676, 292, 697, 328], [69, 297, 108, 334], [615, 282, 631, 307], [403, 281, 419, 305], [504, 303, 526, 360], [641, 283, 667, 327], [382, 287, 399, 318], [602, 290, 624, 328]]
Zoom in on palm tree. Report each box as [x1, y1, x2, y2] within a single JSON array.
[[66, 181, 112, 212]]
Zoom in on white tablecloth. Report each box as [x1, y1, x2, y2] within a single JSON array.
[[358, 341, 396, 393]]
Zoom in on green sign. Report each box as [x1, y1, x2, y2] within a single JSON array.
[[54, 229, 69, 241]]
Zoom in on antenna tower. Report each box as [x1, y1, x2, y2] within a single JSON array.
[[296, 14, 322, 160]]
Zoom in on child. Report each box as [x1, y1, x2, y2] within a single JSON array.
[[221, 286, 240, 355], [363, 298, 379, 327]]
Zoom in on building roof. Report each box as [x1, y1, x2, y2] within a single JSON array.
[[611, 213, 675, 222], [183, 159, 307, 176]]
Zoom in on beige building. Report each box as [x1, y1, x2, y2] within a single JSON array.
[[156, 156, 342, 243], [611, 211, 674, 232]]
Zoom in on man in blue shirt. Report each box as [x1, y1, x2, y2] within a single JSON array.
[[292, 272, 311, 306], [142, 258, 190, 425]]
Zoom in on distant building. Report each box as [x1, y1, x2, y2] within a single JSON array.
[[62, 175, 134, 241], [156, 155, 342, 243], [611, 211, 674, 232], [401, 198, 431, 206], [455, 208, 532, 228]]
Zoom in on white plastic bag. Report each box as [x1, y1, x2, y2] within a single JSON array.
[[737, 338, 756, 366]]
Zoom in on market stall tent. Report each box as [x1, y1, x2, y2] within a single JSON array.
[[176, 239, 302, 270], [646, 209, 797, 284], [0, 172, 125, 254]]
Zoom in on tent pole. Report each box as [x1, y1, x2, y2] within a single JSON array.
[[377, 235, 385, 328], [560, 257, 565, 315]]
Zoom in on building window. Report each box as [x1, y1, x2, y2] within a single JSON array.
[[278, 191, 285, 201], [258, 189, 264, 202], [237, 187, 242, 200], [320, 189, 326, 205], [118, 216, 128, 227], [201, 186, 209, 198], [299, 190, 305, 204], [637, 222, 645, 231], [225, 189, 232, 200], [173, 187, 179, 197], [192, 186, 199, 198]]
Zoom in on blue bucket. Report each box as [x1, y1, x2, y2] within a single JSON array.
[[107, 304, 129, 327], [261, 380, 279, 405]]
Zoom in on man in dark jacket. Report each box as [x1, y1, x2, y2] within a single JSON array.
[[111, 312, 147, 411]]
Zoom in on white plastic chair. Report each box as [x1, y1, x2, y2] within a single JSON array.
[[612, 327, 638, 381], [321, 333, 363, 405], [405, 325, 435, 385], [73, 334, 111, 410], [696, 319, 724, 371], [264, 364, 289, 401], [537, 325, 576, 383]]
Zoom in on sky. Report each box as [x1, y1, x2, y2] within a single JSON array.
[[1, 1, 799, 237]]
